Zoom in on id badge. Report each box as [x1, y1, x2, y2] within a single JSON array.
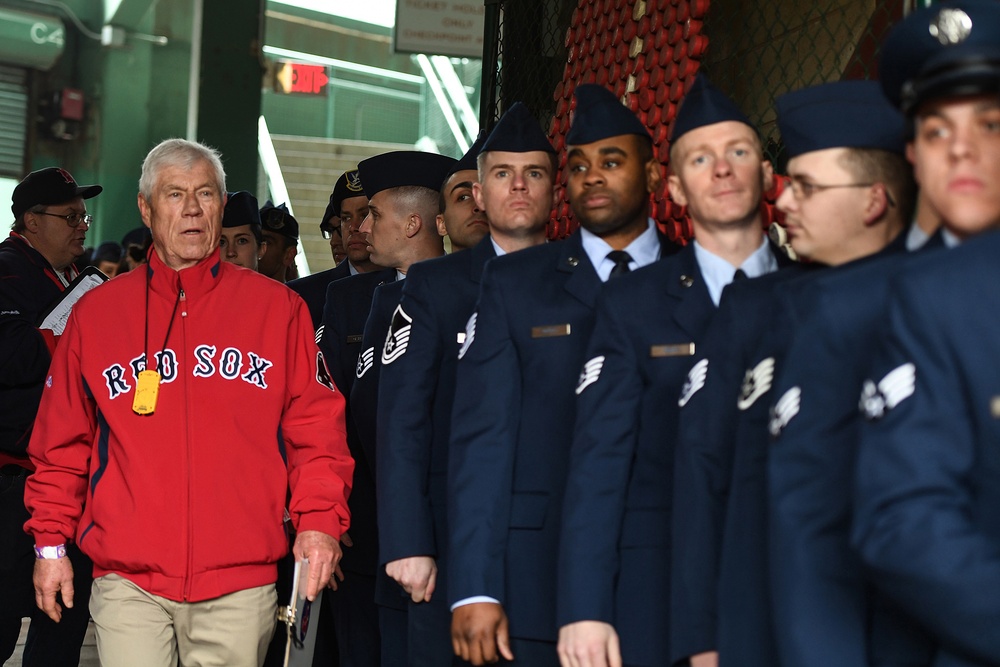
[[132, 369, 161, 415]]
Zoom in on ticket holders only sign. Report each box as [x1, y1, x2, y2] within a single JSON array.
[[394, 1, 486, 59]]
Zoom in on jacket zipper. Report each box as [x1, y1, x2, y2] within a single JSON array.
[[179, 279, 194, 602]]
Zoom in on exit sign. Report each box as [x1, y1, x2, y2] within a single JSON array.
[[275, 62, 329, 95]]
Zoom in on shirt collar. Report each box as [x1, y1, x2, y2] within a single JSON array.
[[580, 217, 661, 282], [941, 228, 962, 248], [490, 237, 507, 257], [693, 234, 776, 306], [348, 261, 360, 276], [905, 223, 930, 251]]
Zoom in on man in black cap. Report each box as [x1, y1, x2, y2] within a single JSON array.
[[219, 191, 265, 271], [436, 133, 490, 252], [290, 169, 384, 329], [317, 150, 455, 667], [552, 75, 783, 667], [847, 2, 1000, 663], [258, 200, 299, 282], [447, 86, 675, 666], [0, 167, 100, 666], [374, 103, 556, 666]]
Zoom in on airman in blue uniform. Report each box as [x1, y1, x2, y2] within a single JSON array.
[[852, 2, 1000, 664], [375, 104, 556, 666], [447, 85, 677, 666], [556, 75, 782, 667]]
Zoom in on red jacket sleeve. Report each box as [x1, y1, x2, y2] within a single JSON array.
[[23, 309, 95, 546], [282, 293, 354, 539]]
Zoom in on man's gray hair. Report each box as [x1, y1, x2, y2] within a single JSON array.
[[139, 138, 226, 201]]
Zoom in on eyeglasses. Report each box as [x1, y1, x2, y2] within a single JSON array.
[[320, 224, 342, 240], [787, 177, 897, 208], [35, 210, 93, 227]]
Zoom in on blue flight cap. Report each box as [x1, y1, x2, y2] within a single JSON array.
[[670, 74, 754, 143], [358, 151, 458, 199], [223, 191, 262, 243], [479, 102, 556, 155], [777, 81, 907, 158], [449, 131, 490, 179], [880, 0, 1000, 115], [566, 84, 651, 145]]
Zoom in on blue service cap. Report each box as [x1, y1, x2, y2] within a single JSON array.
[[670, 74, 754, 143], [449, 131, 490, 180], [259, 200, 298, 241], [777, 81, 906, 158], [480, 102, 557, 155], [327, 169, 364, 221], [880, 0, 1000, 115], [566, 84, 651, 145], [358, 151, 457, 199], [223, 191, 262, 242]]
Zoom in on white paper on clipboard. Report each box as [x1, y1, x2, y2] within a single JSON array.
[[282, 558, 323, 667], [37, 265, 108, 335]]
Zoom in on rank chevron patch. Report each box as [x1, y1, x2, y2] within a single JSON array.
[[457, 312, 477, 360], [737, 357, 775, 411], [769, 386, 801, 437], [382, 305, 413, 365], [356, 346, 375, 379], [859, 363, 916, 420], [678, 358, 709, 407], [575, 355, 606, 395]]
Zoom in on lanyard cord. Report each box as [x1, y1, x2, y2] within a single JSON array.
[[144, 267, 183, 374]]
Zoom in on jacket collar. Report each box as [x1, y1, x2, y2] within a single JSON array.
[[146, 247, 225, 300]]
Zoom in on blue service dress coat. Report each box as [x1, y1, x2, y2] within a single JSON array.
[[376, 235, 496, 666], [448, 231, 670, 647], [287, 260, 352, 330], [853, 229, 1000, 667], [669, 264, 810, 667], [768, 239, 939, 667], [316, 267, 397, 666], [351, 279, 405, 474], [558, 243, 715, 667]]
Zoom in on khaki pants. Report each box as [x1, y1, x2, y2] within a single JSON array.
[[90, 573, 276, 667]]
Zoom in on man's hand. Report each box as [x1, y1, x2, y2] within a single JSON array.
[[690, 651, 719, 667], [557, 620, 621, 667], [33, 557, 74, 622], [452, 602, 513, 665], [292, 530, 342, 600], [386, 556, 437, 603]]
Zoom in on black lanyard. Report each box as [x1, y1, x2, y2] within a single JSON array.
[[143, 266, 182, 375]]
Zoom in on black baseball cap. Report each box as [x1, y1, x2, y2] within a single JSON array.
[[12, 167, 102, 219]]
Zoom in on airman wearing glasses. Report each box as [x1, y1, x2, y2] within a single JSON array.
[[1, 166, 102, 666], [321, 215, 347, 265]]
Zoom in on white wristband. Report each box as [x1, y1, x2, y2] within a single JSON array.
[[34, 544, 67, 559]]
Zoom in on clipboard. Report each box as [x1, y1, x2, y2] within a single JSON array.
[[36, 265, 109, 335], [278, 558, 323, 667]]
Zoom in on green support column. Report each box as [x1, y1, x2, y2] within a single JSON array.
[[196, 0, 265, 192]]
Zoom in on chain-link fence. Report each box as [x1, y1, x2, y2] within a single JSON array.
[[482, 0, 922, 239]]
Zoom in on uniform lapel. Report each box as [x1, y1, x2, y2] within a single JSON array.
[[557, 232, 602, 308], [470, 235, 497, 284], [664, 243, 714, 341]]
